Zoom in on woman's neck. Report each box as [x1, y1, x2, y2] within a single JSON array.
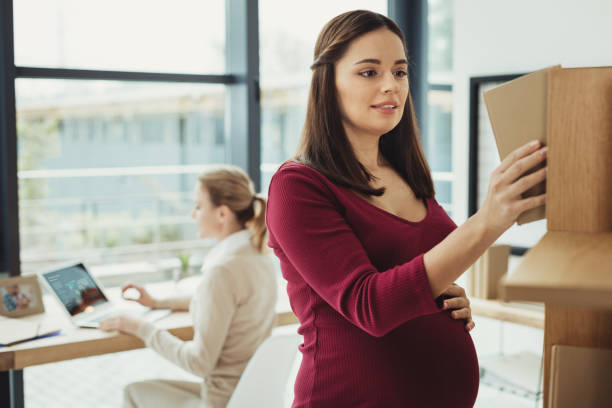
[[216, 223, 246, 242], [345, 129, 385, 173]]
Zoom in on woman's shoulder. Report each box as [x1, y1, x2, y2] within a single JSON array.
[[270, 160, 339, 197], [274, 160, 327, 181]]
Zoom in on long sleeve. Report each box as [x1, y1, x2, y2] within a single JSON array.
[[136, 265, 236, 378], [267, 165, 440, 337], [155, 295, 191, 311]]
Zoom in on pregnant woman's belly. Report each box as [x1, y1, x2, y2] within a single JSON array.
[[390, 310, 480, 407], [297, 310, 479, 408]]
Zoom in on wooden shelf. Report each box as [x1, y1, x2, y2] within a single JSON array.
[[470, 298, 544, 329], [502, 231, 612, 308]]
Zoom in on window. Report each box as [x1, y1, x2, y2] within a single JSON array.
[[9, 1, 232, 275], [13, 0, 225, 74], [16, 79, 226, 274], [426, 0, 454, 216]]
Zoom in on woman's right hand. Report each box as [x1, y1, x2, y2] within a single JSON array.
[[478, 140, 548, 235], [122, 283, 157, 309]]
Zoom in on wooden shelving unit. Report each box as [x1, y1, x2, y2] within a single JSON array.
[[501, 66, 612, 407], [470, 298, 544, 329]]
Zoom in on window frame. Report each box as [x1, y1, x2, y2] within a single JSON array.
[[0, 0, 261, 278]]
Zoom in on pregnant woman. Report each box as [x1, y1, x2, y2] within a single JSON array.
[[266, 10, 547, 407]]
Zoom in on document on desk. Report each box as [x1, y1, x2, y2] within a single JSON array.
[[0, 317, 61, 346]]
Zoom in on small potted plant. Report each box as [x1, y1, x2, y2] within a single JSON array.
[[172, 253, 191, 283]]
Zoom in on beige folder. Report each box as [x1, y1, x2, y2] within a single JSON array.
[[549, 345, 612, 408], [483, 65, 560, 225]]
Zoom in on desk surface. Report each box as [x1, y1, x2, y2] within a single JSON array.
[[0, 280, 297, 371]]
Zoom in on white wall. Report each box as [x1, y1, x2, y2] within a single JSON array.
[[452, 0, 612, 222]]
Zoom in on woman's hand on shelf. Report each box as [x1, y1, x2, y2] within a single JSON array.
[[478, 140, 547, 235]]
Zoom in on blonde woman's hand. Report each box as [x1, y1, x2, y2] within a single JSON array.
[[440, 284, 475, 332], [121, 283, 157, 309], [99, 314, 143, 336], [478, 140, 547, 235]]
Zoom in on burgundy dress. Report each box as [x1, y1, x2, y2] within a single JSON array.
[[266, 162, 479, 408]]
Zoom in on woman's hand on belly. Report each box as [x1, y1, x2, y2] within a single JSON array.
[[439, 284, 475, 332]]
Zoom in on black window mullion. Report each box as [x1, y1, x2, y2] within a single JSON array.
[[14, 66, 236, 84], [389, 0, 429, 143], [226, 0, 261, 191], [0, 0, 20, 278]]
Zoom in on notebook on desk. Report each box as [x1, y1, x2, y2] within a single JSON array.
[[39, 262, 171, 328], [0, 317, 61, 346]]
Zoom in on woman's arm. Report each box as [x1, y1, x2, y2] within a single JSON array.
[[424, 140, 547, 297], [102, 267, 235, 378], [122, 282, 191, 311], [136, 266, 236, 378], [155, 295, 191, 311]]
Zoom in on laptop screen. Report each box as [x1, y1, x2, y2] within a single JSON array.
[[42, 263, 108, 316]]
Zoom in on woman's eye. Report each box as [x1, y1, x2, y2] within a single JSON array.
[[394, 70, 408, 78], [359, 70, 377, 78]]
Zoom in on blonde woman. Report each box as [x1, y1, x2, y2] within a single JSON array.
[[101, 165, 277, 408]]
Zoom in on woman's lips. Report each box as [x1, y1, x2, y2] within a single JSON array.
[[371, 104, 398, 114]]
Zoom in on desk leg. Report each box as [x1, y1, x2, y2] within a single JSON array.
[[0, 370, 24, 408]]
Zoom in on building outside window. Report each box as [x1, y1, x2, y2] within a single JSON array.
[[13, 0, 227, 274]]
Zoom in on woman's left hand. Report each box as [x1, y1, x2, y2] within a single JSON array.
[[440, 284, 475, 332], [99, 314, 143, 336]]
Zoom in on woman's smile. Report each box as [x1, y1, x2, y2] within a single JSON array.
[[371, 101, 399, 115]]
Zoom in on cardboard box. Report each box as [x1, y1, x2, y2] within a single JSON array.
[[549, 345, 612, 408]]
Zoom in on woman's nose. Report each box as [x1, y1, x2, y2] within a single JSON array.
[[381, 72, 399, 93]]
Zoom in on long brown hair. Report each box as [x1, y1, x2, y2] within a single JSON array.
[[198, 165, 268, 253], [296, 10, 434, 198]]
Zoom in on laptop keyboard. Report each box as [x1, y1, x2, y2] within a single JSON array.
[[86, 312, 116, 324], [84, 308, 171, 326]]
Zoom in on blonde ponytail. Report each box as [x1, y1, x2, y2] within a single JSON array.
[[249, 195, 268, 252]]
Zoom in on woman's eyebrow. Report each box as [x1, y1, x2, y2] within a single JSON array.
[[354, 58, 408, 65]]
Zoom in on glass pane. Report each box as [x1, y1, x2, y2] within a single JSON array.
[[259, 1, 388, 192], [434, 180, 452, 206], [16, 79, 226, 273], [426, 89, 452, 172], [428, 0, 453, 81], [13, 0, 225, 74]]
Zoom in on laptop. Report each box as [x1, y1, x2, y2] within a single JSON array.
[[40, 262, 171, 328]]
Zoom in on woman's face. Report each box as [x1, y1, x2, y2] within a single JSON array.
[[334, 28, 409, 139], [191, 184, 222, 239]]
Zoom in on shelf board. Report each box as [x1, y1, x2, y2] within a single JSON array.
[[502, 231, 612, 308], [470, 298, 544, 329]]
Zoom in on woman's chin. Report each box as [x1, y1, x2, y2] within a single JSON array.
[[367, 120, 401, 136]]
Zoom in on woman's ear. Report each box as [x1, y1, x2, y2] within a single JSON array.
[[216, 204, 231, 223]]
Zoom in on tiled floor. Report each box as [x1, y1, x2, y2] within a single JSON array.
[[25, 348, 200, 407], [24, 349, 542, 407]]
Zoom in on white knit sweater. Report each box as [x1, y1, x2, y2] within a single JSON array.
[[136, 230, 278, 408]]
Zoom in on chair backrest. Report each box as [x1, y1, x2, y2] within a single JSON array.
[[227, 333, 302, 408]]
